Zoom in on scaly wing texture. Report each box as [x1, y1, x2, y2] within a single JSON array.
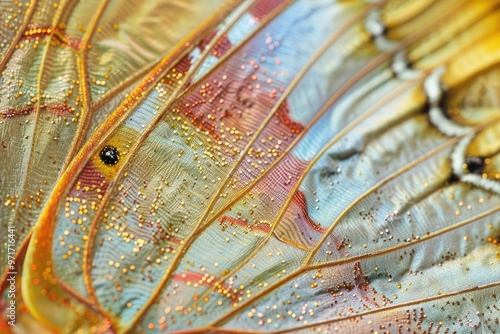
[[0, 0, 499, 333], [0, 0, 237, 331], [0, 0, 231, 278]]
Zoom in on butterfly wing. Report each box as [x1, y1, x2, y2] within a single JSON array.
[[0, 0, 231, 277], [3, 0, 500, 333]]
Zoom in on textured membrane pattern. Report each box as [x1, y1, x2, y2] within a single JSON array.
[[1, 0, 500, 333]]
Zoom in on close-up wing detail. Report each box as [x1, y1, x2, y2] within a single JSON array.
[[1, 0, 500, 333]]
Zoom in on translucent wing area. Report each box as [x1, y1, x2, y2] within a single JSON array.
[[2, 0, 500, 333]]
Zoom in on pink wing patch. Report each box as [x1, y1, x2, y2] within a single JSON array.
[[250, 0, 287, 21]]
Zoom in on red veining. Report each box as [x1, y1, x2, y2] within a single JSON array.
[[68, 162, 108, 198], [0, 103, 74, 119], [199, 31, 233, 59], [250, 0, 286, 21], [219, 215, 271, 233], [275, 101, 304, 134], [24, 25, 83, 50], [290, 191, 327, 233]]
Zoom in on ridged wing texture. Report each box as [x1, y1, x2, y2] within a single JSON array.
[[0, 0, 230, 277], [1, 0, 500, 333]]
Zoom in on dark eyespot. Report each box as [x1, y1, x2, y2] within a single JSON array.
[[99, 146, 120, 166], [438, 89, 449, 117], [448, 173, 460, 184], [464, 156, 486, 175]]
